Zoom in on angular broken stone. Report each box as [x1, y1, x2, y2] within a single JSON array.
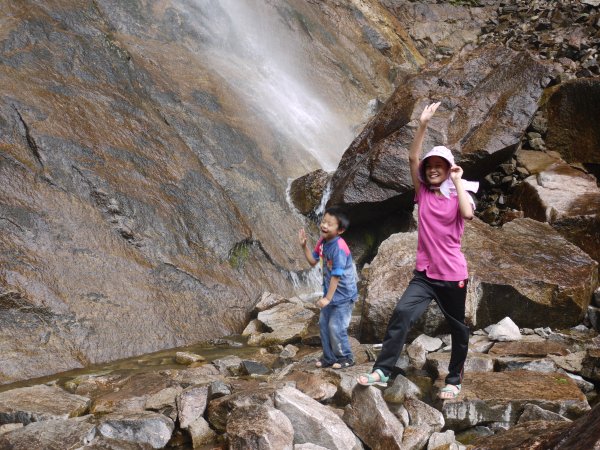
[[486, 317, 522, 342], [96, 411, 174, 449], [177, 385, 209, 430], [248, 303, 316, 346], [274, 386, 363, 449], [518, 403, 571, 423], [226, 404, 294, 450], [343, 385, 403, 449]]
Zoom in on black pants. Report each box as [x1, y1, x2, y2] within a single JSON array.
[[374, 270, 469, 386]]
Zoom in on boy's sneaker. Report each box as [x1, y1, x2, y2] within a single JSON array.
[[332, 358, 355, 369]]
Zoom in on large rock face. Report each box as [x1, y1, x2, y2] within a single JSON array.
[[0, 1, 420, 383], [361, 218, 598, 341], [328, 44, 551, 223]]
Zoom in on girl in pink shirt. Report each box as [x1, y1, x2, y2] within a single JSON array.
[[358, 102, 476, 400]]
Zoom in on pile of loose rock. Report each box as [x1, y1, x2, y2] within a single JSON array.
[[479, 0, 600, 79], [0, 292, 597, 449]]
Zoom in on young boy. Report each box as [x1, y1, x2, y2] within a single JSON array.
[[299, 206, 358, 369]]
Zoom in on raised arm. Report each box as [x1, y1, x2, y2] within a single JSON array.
[[409, 102, 441, 191], [450, 165, 474, 220], [299, 228, 318, 266]]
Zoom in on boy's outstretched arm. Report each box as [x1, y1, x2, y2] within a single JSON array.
[[409, 102, 441, 191], [299, 229, 318, 266]]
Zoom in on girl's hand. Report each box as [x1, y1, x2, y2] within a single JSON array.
[[299, 228, 307, 248], [420, 102, 441, 125], [450, 164, 463, 182]]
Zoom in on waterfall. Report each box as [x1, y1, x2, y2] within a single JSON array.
[[176, 0, 356, 172]]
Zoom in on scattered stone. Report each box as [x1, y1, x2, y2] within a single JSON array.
[[240, 360, 270, 376], [427, 430, 457, 450], [486, 317, 522, 342], [280, 344, 299, 359], [212, 356, 243, 376], [208, 380, 231, 400]]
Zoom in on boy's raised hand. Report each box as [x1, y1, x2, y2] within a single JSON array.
[[299, 228, 307, 247], [419, 102, 441, 125]]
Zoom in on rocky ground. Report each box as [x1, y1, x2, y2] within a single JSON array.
[[0, 291, 598, 449]]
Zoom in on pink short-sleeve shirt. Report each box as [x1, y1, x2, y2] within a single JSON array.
[[415, 184, 468, 281]]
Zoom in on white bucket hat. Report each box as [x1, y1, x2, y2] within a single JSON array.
[[418, 145, 455, 183]]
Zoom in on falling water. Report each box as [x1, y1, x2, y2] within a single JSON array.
[[176, 0, 356, 171]]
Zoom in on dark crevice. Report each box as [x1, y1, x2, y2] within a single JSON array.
[[13, 106, 44, 169]]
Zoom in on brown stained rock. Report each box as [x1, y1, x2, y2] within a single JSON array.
[[226, 404, 294, 450], [90, 372, 173, 415], [470, 419, 572, 450], [442, 371, 590, 430], [515, 149, 563, 175], [289, 170, 330, 216], [546, 78, 600, 166], [329, 44, 551, 224], [489, 339, 570, 357], [361, 218, 598, 341], [0, 385, 90, 425], [206, 387, 276, 432], [284, 371, 337, 402], [343, 386, 404, 449], [510, 162, 600, 269]]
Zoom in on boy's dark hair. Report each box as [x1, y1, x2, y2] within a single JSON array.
[[324, 206, 350, 231]]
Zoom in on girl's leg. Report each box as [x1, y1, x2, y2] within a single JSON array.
[[433, 279, 469, 386], [372, 273, 434, 377], [328, 301, 354, 361], [319, 305, 336, 364]]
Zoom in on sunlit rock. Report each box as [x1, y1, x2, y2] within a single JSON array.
[[96, 411, 174, 449], [0, 384, 90, 425], [485, 317, 521, 342], [175, 352, 205, 365], [441, 371, 590, 431], [188, 416, 217, 449], [343, 385, 404, 449], [248, 302, 316, 346], [383, 374, 422, 404], [488, 338, 569, 358], [274, 386, 363, 450]]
